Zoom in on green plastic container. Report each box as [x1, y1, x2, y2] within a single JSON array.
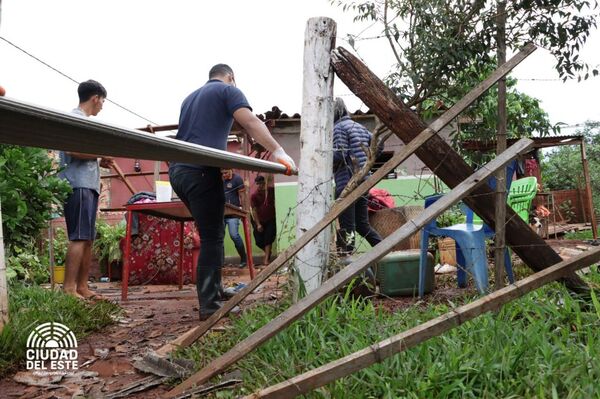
[[376, 250, 434, 296]]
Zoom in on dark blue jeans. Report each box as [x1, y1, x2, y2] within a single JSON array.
[[224, 217, 246, 263], [169, 165, 224, 316], [335, 190, 382, 254]]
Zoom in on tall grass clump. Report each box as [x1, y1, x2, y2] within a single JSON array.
[[179, 270, 600, 398], [0, 284, 121, 376]]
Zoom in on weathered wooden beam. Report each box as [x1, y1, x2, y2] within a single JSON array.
[[155, 41, 537, 357], [331, 44, 589, 295], [249, 246, 600, 398], [295, 17, 336, 294], [166, 139, 533, 397]]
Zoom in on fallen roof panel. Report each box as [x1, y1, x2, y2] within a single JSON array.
[[0, 97, 289, 174]]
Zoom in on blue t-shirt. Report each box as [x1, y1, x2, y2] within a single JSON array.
[[224, 173, 245, 207], [58, 108, 100, 193], [172, 79, 251, 169]]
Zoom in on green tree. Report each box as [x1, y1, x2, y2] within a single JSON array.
[[0, 146, 71, 253], [333, 0, 598, 113], [542, 121, 600, 211], [419, 61, 561, 162]]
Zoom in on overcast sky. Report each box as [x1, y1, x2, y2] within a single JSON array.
[[1, 0, 598, 134]]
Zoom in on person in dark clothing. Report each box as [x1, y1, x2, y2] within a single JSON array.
[[169, 64, 295, 320], [250, 175, 276, 265], [332, 97, 383, 254], [222, 168, 247, 267]]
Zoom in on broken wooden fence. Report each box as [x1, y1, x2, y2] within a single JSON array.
[[331, 46, 588, 295], [167, 138, 534, 397], [155, 42, 536, 359]]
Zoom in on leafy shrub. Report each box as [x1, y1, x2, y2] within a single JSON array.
[[0, 146, 71, 254], [5, 244, 49, 284], [94, 220, 126, 268], [51, 227, 69, 266]]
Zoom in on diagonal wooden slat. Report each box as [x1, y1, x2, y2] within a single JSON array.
[[155, 42, 537, 356], [331, 44, 589, 295], [167, 138, 533, 397], [0, 97, 288, 174], [249, 246, 600, 398]]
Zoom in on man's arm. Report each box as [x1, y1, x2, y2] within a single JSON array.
[[250, 206, 263, 232], [238, 187, 248, 211], [233, 108, 296, 175]]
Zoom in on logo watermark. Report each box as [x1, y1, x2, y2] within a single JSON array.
[[26, 322, 78, 375]]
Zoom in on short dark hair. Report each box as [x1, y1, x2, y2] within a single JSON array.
[[78, 80, 107, 103], [255, 175, 265, 183], [209, 64, 234, 79]]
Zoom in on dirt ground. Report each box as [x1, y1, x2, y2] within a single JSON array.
[[0, 239, 595, 398]]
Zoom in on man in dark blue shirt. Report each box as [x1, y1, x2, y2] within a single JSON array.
[[222, 168, 247, 268], [169, 64, 295, 321]]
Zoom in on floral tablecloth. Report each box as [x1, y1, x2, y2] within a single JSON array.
[[124, 212, 199, 285]]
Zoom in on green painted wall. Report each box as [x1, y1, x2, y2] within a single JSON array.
[[223, 176, 441, 258]]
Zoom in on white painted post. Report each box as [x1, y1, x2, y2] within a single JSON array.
[[294, 17, 336, 296], [0, 197, 9, 331]]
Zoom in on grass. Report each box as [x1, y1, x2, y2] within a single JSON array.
[[564, 228, 599, 241], [0, 283, 121, 376], [178, 270, 600, 398]]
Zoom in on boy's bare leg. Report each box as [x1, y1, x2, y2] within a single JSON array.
[[64, 241, 85, 299], [77, 241, 105, 299]]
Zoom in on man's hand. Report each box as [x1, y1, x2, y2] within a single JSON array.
[[272, 147, 296, 176], [100, 157, 115, 168], [256, 223, 264, 232]]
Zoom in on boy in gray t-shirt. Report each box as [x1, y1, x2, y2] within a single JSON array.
[[58, 80, 113, 300]]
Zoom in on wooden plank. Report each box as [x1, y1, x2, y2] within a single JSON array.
[[155, 42, 536, 357], [250, 246, 600, 398], [580, 141, 598, 240], [295, 17, 336, 294], [166, 139, 533, 397], [494, 1, 508, 289], [0, 97, 289, 174], [331, 44, 590, 295]]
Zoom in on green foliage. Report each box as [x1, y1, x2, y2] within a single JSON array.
[[0, 145, 71, 254], [93, 220, 126, 266], [564, 228, 598, 240], [5, 244, 49, 285], [332, 0, 598, 111], [542, 121, 600, 211], [51, 227, 69, 266], [0, 284, 121, 376], [179, 271, 600, 398], [437, 204, 466, 228], [420, 62, 559, 163]]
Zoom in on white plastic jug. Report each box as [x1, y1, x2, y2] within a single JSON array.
[[155, 181, 172, 202]]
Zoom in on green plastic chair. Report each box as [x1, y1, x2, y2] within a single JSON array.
[[506, 176, 538, 221], [472, 176, 538, 225]]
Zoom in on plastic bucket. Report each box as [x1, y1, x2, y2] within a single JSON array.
[[54, 265, 65, 284]]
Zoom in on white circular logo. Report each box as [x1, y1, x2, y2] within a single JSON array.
[[26, 322, 78, 375]]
